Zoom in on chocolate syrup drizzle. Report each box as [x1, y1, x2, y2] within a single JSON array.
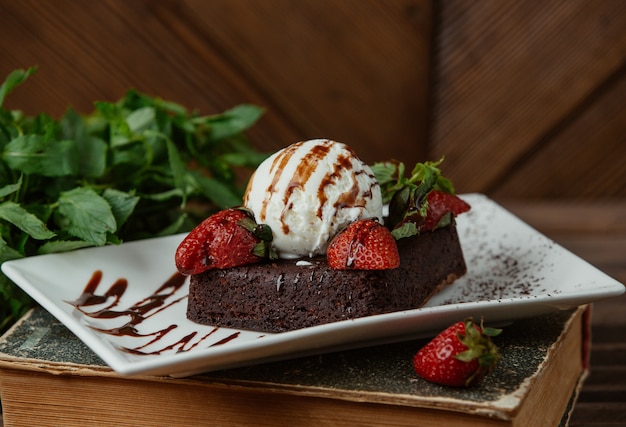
[[252, 140, 379, 233], [65, 270, 241, 356]]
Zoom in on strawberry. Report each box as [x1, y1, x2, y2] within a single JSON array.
[[412, 318, 502, 387], [421, 190, 471, 231], [175, 207, 275, 275], [327, 219, 400, 270]]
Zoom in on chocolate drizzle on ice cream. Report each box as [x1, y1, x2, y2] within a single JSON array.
[[244, 139, 382, 259]]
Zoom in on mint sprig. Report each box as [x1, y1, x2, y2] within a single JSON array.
[[370, 158, 456, 237], [0, 67, 268, 331]]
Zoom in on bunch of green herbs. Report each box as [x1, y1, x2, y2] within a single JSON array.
[[0, 67, 268, 331]]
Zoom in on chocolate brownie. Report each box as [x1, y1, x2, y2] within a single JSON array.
[[187, 224, 466, 333]]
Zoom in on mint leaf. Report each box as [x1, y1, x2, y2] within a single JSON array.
[[60, 108, 107, 178], [166, 138, 189, 204], [37, 240, 94, 255], [93, 101, 132, 147], [390, 221, 418, 240], [57, 188, 117, 246], [77, 136, 107, 178], [101, 188, 140, 228], [371, 161, 406, 204], [203, 104, 264, 140], [410, 161, 440, 217], [126, 106, 156, 134], [370, 161, 404, 186], [221, 151, 270, 168], [0, 67, 37, 108], [3, 135, 79, 176], [0, 176, 21, 199], [192, 171, 242, 209], [0, 237, 24, 263], [435, 212, 454, 229], [0, 201, 56, 240], [412, 158, 456, 194]]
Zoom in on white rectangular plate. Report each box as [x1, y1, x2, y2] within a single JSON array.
[[2, 194, 624, 377]]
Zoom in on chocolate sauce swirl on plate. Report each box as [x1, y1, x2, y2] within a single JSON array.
[[65, 271, 244, 356]]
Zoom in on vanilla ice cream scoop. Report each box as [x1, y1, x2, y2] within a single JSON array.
[[243, 139, 383, 259]]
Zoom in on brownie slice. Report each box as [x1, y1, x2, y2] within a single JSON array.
[[187, 224, 466, 333]]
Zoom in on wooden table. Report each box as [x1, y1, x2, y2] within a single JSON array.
[[499, 200, 626, 426]]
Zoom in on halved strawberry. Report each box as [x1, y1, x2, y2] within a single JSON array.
[[422, 190, 471, 231], [327, 219, 400, 270], [175, 207, 274, 275]]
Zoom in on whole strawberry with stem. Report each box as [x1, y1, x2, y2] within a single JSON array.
[[175, 207, 275, 275], [327, 219, 400, 270], [412, 318, 502, 387]]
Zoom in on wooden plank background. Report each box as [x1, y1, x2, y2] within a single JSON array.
[[1, 0, 625, 200], [0, 0, 432, 167], [432, 0, 626, 199]]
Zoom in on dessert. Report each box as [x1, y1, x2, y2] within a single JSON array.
[[178, 139, 470, 333], [187, 224, 466, 332]]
